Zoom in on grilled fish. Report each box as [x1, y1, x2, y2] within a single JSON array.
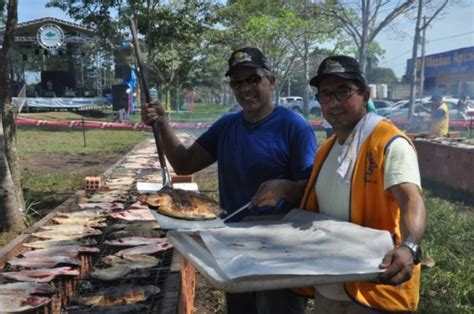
[[109, 209, 154, 221], [107, 221, 161, 231], [40, 224, 105, 232], [70, 285, 160, 307], [57, 209, 107, 218], [8, 256, 81, 268], [21, 245, 99, 258], [104, 237, 167, 247], [115, 242, 173, 257], [138, 187, 224, 220], [100, 254, 160, 269], [32, 227, 102, 240], [22, 239, 98, 249], [1, 267, 79, 282], [106, 228, 165, 240], [90, 265, 131, 281], [0, 295, 51, 312], [52, 216, 107, 225], [0, 282, 56, 296]]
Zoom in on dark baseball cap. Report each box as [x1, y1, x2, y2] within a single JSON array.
[[225, 47, 271, 77], [430, 94, 443, 101], [309, 56, 367, 88]]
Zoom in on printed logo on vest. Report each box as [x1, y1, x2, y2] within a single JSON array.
[[364, 152, 377, 184]]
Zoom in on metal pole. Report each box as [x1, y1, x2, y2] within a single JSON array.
[[82, 116, 86, 147], [419, 16, 427, 100]]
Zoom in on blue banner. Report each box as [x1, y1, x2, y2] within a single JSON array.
[[406, 46, 474, 78]]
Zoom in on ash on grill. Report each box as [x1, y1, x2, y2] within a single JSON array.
[[64, 240, 176, 313]]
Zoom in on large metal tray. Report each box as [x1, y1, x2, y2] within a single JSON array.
[[167, 210, 393, 293]]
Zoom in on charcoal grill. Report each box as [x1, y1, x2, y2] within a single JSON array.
[[63, 235, 178, 313]]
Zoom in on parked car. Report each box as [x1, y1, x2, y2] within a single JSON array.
[[372, 99, 395, 116], [385, 98, 469, 122], [279, 96, 321, 115], [378, 98, 427, 117]]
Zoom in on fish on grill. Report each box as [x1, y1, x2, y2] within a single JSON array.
[[32, 227, 102, 240], [68, 303, 149, 314], [115, 242, 173, 257], [100, 254, 160, 269], [77, 202, 116, 210], [52, 216, 107, 225], [138, 187, 224, 220], [109, 209, 154, 221], [1, 267, 79, 282], [90, 265, 131, 281], [106, 228, 165, 240], [91, 266, 152, 282], [0, 295, 51, 312], [21, 245, 99, 258], [107, 221, 161, 232], [91, 255, 159, 281], [22, 239, 98, 249], [104, 237, 167, 247], [8, 256, 81, 268], [0, 282, 56, 296], [57, 209, 107, 218], [70, 285, 160, 307], [40, 224, 105, 232]]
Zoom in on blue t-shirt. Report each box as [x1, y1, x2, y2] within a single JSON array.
[[196, 106, 317, 221]]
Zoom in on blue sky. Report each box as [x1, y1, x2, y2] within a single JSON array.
[[18, 1, 474, 78]]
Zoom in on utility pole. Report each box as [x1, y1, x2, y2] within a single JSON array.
[[408, 0, 423, 121], [419, 16, 427, 100]]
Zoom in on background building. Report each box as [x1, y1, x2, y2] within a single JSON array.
[[407, 46, 474, 97]]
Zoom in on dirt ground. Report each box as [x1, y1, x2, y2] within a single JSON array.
[[19, 153, 122, 173]]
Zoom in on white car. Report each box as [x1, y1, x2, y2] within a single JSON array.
[[279, 96, 321, 115], [385, 98, 469, 122]]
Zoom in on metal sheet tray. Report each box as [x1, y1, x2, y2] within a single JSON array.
[[167, 230, 381, 293]]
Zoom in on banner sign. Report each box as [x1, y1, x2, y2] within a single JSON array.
[[406, 46, 474, 78]]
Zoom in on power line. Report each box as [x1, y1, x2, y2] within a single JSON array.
[[384, 49, 412, 62], [427, 31, 474, 43], [382, 31, 474, 63]]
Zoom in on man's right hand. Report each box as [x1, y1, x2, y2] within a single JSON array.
[[252, 179, 290, 208], [143, 101, 167, 128]]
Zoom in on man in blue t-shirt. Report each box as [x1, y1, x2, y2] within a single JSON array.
[[144, 47, 317, 314]]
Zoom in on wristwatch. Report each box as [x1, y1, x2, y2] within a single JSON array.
[[401, 240, 422, 265]]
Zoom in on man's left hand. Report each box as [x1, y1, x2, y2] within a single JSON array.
[[377, 246, 414, 285]]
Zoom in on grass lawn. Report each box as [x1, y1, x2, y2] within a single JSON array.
[[16, 127, 149, 219]]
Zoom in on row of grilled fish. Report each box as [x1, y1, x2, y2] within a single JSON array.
[[1, 191, 172, 311]]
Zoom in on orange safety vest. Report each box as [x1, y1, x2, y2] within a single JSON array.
[[294, 119, 421, 312]]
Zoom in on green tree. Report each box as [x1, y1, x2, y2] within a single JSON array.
[[366, 67, 398, 84], [320, 0, 416, 73], [0, 0, 26, 232]]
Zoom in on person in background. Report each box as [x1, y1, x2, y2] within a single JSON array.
[[418, 94, 449, 137], [457, 94, 471, 113], [367, 98, 377, 113], [43, 80, 56, 97], [252, 55, 426, 313], [144, 47, 317, 314]]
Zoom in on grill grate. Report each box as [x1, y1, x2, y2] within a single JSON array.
[[63, 238, 176, 313]]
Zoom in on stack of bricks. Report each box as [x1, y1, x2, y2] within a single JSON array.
[[84, 176, 101, 194]]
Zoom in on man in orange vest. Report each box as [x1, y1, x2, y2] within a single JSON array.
[[252, 55, 426, 312]]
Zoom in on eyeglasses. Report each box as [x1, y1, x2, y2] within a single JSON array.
[[229, 74, 267, 89], [316, 87, 358, 104]]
